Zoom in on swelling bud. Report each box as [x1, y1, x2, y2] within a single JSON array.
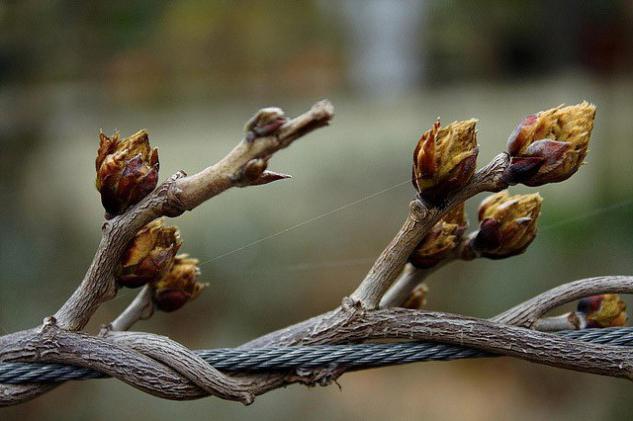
[[409, 204, 467, 268], [505, 102, 596, 186], [96, 130, 159, 216], [577, 294, 627, 328], [153, 255, 206, 312], [118, 219, 181, 288], [473, 191, 542, 259], [412, 118, 478, 204]]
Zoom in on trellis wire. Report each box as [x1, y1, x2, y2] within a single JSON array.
[[2, 327, 633, 384]]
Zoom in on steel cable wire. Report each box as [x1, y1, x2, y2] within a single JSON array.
[[2, 327, 633, 384]]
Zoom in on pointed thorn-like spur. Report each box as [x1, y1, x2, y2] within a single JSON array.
[[250, 170, 293, 186]]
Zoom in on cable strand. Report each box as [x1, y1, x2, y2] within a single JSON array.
[[2, 327, 633, 384]]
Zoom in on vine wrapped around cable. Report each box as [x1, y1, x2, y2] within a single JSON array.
[[5, 99, 633, 409]]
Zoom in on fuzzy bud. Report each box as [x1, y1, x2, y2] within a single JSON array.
[[473, 190, 542, 259], [577, 294, 627, 328], [412, 119, 479, 204], [504, 102, 596, 186], [96, 130, 159, 216], [118, 219, 181, 288], [409, 203, 467, 268], [153, 255, 206, 312]]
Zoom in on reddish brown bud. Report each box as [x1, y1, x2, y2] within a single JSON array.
[[412, 119, 479, 203], [473, 191, 542, 259], [153, 255, 206, 312], [409, 203, 467, 268], [505, 102, 596, 186], [577, 294, 627, 328], [118, 219, 181, 288], [401, 283, 429, 310], [96, 130, 159, 216]]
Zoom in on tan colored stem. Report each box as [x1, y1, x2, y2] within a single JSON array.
[[533, 312, 586, 331], [109, 285, 154, 332], [174, 100, 334, 210]]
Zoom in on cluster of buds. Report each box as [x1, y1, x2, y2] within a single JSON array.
[[96, 129, 204, 311], [471, 190, 542, 259], [412, 119, 479, 204], [504, 102, 596, 186], [409, 204, 467, 268], [153, 255, 207, 312], [118, 219, 205, 312], [118, 219, 181, 288], [96, 130, 159, 217], [577, 294, 627, 328]]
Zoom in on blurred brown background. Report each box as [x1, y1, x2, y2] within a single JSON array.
[[2, 1, 633, 420]]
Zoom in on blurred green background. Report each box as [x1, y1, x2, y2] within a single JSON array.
[[2, 1, 633, 420]]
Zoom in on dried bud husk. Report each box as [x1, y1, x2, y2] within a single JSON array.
[[409, 204, 467, 268], [412, 119, 479, 203], [153, 255, 206, 312], [473, 191, 542, 259], [505, 102, 596, 186], [118, 219, 181, 288], [401, 283, 429, 310], [577, 294, 627, 328], [96, 130, 159, 216]]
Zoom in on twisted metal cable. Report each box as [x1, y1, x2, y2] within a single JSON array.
[[2, 327, 633, 384]]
